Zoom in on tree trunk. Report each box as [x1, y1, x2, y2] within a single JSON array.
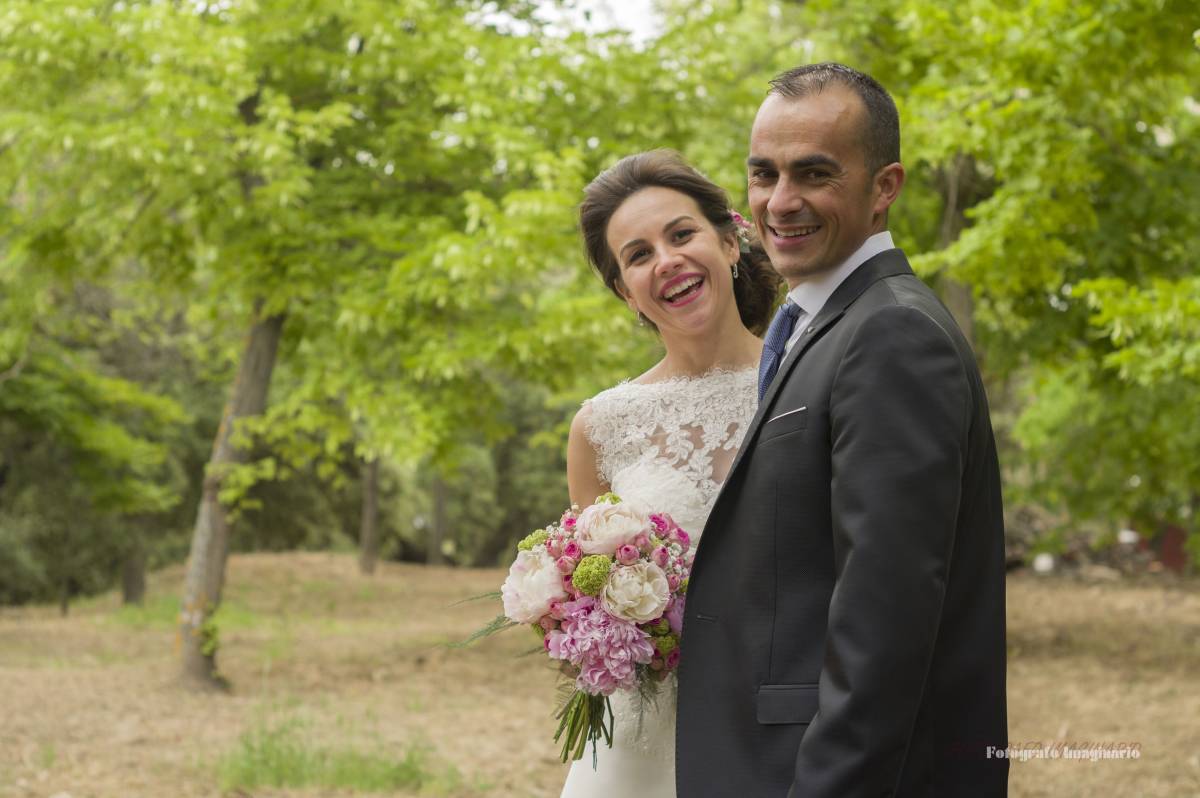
[[937, 153, 980, 353], [358, 457, 381, 575], [179, 306, 284, 688], [476, 435, 523, 566], [121, 540, 146, 606], [428, 474, 447, 565]]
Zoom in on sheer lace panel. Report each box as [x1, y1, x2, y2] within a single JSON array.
[[582, 367, 758, 541]]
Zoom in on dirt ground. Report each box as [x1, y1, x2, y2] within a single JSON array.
[[1, 552, 1198, 798]]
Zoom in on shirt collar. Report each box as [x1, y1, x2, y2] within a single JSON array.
[[786, 231, 895, 317]]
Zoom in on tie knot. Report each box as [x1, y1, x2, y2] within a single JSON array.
[[782, 300, 802, 319]]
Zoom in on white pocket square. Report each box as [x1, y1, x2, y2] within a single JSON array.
[[767, 406, 807, 423]]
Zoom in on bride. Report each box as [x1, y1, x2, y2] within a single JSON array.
[[562, 150, 780, 797]]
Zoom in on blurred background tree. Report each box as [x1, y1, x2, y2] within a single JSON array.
[[1, 0, 1196, 686]]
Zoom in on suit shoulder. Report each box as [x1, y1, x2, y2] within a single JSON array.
[[853, 275, 969, 352]]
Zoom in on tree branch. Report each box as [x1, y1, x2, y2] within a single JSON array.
[[0, 350, 29, 385]]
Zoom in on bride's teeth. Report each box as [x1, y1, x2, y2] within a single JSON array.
[[664, 277, 702, 300]]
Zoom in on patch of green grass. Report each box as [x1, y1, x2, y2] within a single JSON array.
[[111, 595, 262, 631], [217, 718, 463, 794], [37, 742, 56, 769]]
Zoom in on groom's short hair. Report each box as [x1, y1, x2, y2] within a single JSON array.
[[768, 63, 900, 174]]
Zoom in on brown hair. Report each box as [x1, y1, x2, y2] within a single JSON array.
[[768, 62, 900, 174], [579, 150, 781, 336]]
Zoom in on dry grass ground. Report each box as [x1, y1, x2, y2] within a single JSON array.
[[0, 552, 1197, 797]]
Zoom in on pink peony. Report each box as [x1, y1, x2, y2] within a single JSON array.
[[544, 596, 655, 696]]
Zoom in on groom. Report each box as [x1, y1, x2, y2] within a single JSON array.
[[677, 64, 1009, 796]]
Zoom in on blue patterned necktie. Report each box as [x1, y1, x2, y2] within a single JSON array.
[[757, 300, 802, 401]]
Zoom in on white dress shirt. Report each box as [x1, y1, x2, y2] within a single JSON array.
[[783, 231, 895, 353]]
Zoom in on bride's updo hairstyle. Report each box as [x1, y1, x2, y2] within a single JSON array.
[[580, 150, 781, 336]]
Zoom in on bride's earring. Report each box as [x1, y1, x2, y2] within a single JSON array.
[[732, 260, 740, 280], [637, 311, 646, 327]]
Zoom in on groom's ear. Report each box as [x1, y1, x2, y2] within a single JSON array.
[[872, 162, 906, 216]]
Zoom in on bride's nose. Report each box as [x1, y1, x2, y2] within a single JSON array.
[[654, 245, 684, 277]]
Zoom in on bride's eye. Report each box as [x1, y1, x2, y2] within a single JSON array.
[[626, 247, 651, 266], [672, 229, 695, 243]]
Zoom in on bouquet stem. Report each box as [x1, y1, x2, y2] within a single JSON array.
[[553, 690, 614, 766]]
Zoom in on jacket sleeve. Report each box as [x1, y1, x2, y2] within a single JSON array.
[[789, 303, 972, 797]]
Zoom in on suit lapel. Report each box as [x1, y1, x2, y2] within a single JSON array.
[[707, 249, 915, 511]]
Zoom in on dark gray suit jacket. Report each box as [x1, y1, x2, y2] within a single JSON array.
[[676, 249, 1008, 796]]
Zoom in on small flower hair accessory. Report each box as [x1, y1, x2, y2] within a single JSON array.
[[730, 210, 752, 253]]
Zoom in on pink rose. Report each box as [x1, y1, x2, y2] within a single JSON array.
[[673, 529, 691, 550], [539, 615, 557, 631], [563, 540, 582, 560], [634, 532, 651, 552], [562, 573, 578, 595], [649, 514, 669, 534], [547, 538, 564, 558], [615, 544, 640, 566], [665, 648, 681, 669], [556, 556, 577, 575], [548, 599, 567, 621], [652, 546, 670, 568], [667, 573, 681, 591]]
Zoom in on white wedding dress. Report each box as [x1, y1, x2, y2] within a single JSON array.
[[560, 366, 758, 798]]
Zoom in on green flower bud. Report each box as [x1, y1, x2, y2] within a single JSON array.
[[647, 618, 670, 636], [571, 555, 613, 596], [517, 529, 549, 552], [654, 634, 679, 656], [595, 492, 621, 505], [678, 577, 689, 594]]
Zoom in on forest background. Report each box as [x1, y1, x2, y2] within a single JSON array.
[[1, 0, 1198, 687]]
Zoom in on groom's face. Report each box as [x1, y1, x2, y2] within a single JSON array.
[[747, 88, 884, 288]]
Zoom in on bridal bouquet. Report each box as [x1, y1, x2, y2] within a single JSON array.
[[487, 493, 692, 762]]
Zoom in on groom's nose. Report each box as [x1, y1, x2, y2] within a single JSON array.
[[765, 176, 807, 221]]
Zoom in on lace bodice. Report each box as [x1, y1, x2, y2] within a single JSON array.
[[583, 366, 758, 556]]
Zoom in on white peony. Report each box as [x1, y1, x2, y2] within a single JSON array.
[[601, 561, 670, 623], [501, 549, 567, 623], [575, 501, 649, 555]]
